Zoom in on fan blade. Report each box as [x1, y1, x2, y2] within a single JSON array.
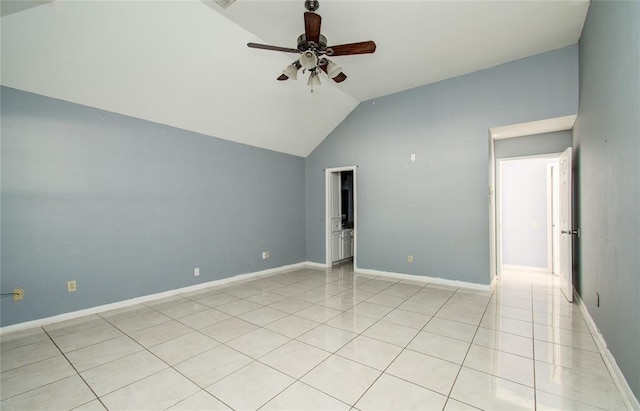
[[247, 42, 300, 54], [327, 41, 376, 56], [304, 12, 322, 45], [277, 74, 289, 81], [319, 65, 348, 83]]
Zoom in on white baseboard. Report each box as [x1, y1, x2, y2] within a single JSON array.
[[355, 267, 491, 291], [502, 264, 550, 274], [0, 261, 314, 336], [304, 261, 330, 269], [575, 292, 640, 410]]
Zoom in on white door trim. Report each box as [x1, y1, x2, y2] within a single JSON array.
[[324, 166, 357, 268]]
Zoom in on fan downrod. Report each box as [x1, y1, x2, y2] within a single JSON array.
[[304, 0, 319, 12]]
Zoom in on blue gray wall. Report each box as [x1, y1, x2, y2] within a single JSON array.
[[495, 130, 572, 159], [306, 46, 579, 284], [0, 87, 306, 327], [574, 1, 640, 399]]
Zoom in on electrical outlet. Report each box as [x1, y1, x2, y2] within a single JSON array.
[[408, 255, 413, 263], [13, 288, 24, 302], [194, 267, 200, 277], [410, 154, 416, 162], [262, 251, 269, 259], [67, 281, 77, 293]]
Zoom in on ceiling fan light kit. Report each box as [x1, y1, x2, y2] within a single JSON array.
[[247, 0, 376, 92]]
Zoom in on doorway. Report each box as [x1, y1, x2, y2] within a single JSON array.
[[496, 155, 560, 276], [324, 166, 357, 267]]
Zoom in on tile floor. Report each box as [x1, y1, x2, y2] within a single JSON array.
[[0, 264, 629, 410]]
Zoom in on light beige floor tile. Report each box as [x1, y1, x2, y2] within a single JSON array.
[[238, 306, 289, 326], [473, 327, 533, 358], [355, 279, 396, 293], [0, 374, 95, 411], [436, 304, 485, 326], [168, 390, 231, 410], [362, 320, 419, 347], [408, 331, 471, 364], [80, 350, 167, 396], [227, 328, 290, 358], [265, 314, 320, 338], [1, 328, 50, 352], [207, 361, 294, 410], [174, 345, 252, 388], [195, 292, 239, 308], [533, 339, 609, 377], [149, 331, 219, 365], [72, 399, 107, 410], [423, 317, 478, 342], [268, 297, 314, 314], [297, 324, 357, 352], [65, 335, 143, 372], [379, 282, 424, 299], [450, 367, 534, 411], [347, 301, 394, 320], [534, 361, 626, 410], [397, 300, 444, 316], [51, 322, 123, 353], [1, 355, 76, 400], [484, 304, 533, 322], [101, 368, 200, 410], [199, 317, 259, 342], [297, 289, 332, 303], [480, 316, 533, 338], [365, 293, 406, 308], [444, 398, 482, 410], [261, 381, 350, 411], [246, 292, 287, 305], [534, 390, 605, 411], [337, 288, 377, 302], [44, 315, 108, 338], [533, 323, 598, 351], [325, 312, 378, 334], [128, 319, 192, 348], [463, 344, 534, 387], [0, 339, 61, 372], [105, 309, 171, 334], [260, 340, 330, 378], [382, 309, 431, 330], [215, 299, 263, 316], [301, 355, 381, 405], [177, 308, 231, 329], [154, 301, 210, 319], [336, 335, 403, 371], [223, 285, 263, 299], [532, 310, 589, 332], [356, 373, 447, 411], [295, 304, 343, 322], [386, 349, 460, 395], [144, 295, 188, 308], [321, 295, 360, 310]]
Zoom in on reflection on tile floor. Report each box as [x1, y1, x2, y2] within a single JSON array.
[[0, 265, 630, 410]]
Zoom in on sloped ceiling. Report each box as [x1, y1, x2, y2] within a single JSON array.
[[0, 0, 589, 157]]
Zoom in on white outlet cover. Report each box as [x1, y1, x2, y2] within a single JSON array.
[[194, 267, 200, 276]]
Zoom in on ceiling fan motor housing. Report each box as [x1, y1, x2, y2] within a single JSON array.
[[304, 0, 319, 12], [297, 34, 328, 52]]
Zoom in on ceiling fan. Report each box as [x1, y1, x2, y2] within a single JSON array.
[[247, 0, 376, 91]]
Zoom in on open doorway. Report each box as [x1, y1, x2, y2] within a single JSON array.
[[497, 154, 560, 276], [324, 166, 357, 267]]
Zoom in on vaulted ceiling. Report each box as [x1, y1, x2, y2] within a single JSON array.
[[1, 0, 589, 157]]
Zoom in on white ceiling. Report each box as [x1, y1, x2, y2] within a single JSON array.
[[1, 0, 589, 157]]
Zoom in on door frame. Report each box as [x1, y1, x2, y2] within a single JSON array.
[[325, 166, 357, 268]]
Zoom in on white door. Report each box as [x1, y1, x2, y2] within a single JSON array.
[[558, 147, 573, 302]]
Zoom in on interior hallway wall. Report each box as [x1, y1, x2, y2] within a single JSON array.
[[1, 87, 306, 327], [306, 46, 579, 285], [574, 1, 640, 399]]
